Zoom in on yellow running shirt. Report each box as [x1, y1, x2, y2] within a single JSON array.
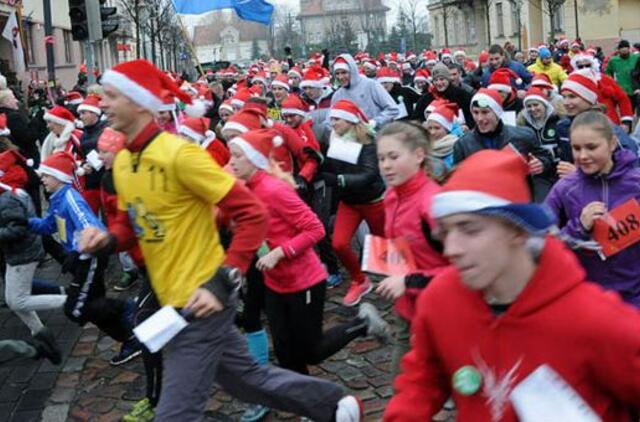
[[113, 132, 235, 307]]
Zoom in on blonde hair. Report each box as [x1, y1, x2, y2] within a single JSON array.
[[353, 122, 374, 145], [0, 89, 14, 106], [377, 121, 432, 167], [267, 157, 297, 189]]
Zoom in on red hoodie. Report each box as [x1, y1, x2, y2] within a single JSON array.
[[385, 237, 640, 421], [597, 74, 634, 125]]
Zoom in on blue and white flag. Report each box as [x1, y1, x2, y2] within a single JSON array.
[[172, 0, 274, 26], [171, 0, 233, 15]]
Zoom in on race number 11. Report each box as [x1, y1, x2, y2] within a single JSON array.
[[593, 198, 640, 258]]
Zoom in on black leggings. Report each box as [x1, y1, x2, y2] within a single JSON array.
[[135, 277, 163, 407], [264, 281, 366, 375], [238, 259, 266, 333]]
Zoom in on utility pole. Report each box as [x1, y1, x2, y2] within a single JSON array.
[[573, 0, 579, 38], [43, 0, 56, 95], [85, 0, 102, 85]]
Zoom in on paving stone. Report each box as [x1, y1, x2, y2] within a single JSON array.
[[62, 357, 86, 373], [27, 372, 58, 390], [0, 403, 14, 419], [351, 339, 380, 354], [356, 388, 378, 401], [41, 404, 70, 422], [361, 365, 385, 378], [0, 382, 25, 404], [96, 337, 116, 352], [10, 410, 41, 422], [337, 365, 363, 382], [346, 355, 369, 368], [69, 406, 91, 421], [364, 348, 392, 364], [368, 375, 390, 388], [345, 377, 369, 390], [110, 370, 139, 384], [362, 397, 386, 415], [15, 388, 50, 411], [96, 408, 124, 422], [71, 342, 95, 357], [49, 387, 75, 403], [56, 372, 80, 388], [375, 385, 394, 399]]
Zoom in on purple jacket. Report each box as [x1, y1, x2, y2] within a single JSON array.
[[545, 149, 640, 307]]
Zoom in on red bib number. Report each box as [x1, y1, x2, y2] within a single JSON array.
[[593, 198, 640, 257]]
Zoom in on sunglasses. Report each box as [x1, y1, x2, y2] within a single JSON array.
[[576, 64, 591, 69]]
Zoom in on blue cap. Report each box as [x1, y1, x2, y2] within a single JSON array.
[[538, 47, 551, 59]]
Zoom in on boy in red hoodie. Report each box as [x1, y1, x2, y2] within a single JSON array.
[[385, 149, 640, 421]]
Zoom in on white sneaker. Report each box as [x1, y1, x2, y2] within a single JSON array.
[[335, 395, 362, 422]]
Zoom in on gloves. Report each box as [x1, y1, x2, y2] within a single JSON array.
[[294, 174, 310, 197], [319, 172, 338, 187]]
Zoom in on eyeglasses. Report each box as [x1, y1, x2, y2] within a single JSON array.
[[576, 64, 591, 69]]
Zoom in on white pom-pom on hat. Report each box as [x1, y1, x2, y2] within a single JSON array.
[[184, 100, 207, 118], [272, 136, 283, 147]]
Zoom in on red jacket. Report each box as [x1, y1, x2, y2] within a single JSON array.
[[289, 120, 320, 182], [272, 122, 319, 183], [246, 170, 327, 293], [383, 171, 449, 321], [598, 74, 634, 125], [384, 237, 640, 422]]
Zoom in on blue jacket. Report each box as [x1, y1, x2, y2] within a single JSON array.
[[29, 184, 104, 254], [481, 59, 532, 89]]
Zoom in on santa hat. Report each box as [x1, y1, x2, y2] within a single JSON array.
[[414, 68, 431, 83], [453, 49, 466, 57], [401, 62, 412, 72], [230, 87, 253, 109], [531, 73, 554, 90], [288, 67, 303, 79], [407, 52, 417, 60], [523, 87, 551, 109], [432, 150, 556, 233], [561, 70, 599, 105], [252, 71, 268, 86], [478, 51, 489, 64], [179, 117, 216, 147], [219, 100, 234, 115], [376, 67, 401, 84], [158, 91, 177, 112], [101, 59, 192, 114], [424, 51, 438, 65], [0, 150, 28, 190], [77, 94, 102, 115], [471, 88, 504, 118], [300, 67, 327, 89], [333, 57, 350, 72], [281, 95, 309, 117], [66, 91, 84, 105], [440, 48, 452, 60], [222, 109, 262, 136], [228, 129, 283, 171], [425, 99, 457, 116], [37, 152, 76, 184], [557, 38, 569, 47], [0, 113, 10, 137], [488, 68, 521, 93], [271, 74, 290, 91], [97, 127, 127, 154], [44, 105, 76, 127], [571, 40, 581, 49], [330, 99, 368, 124], [427, 104, 456, 132], [363, 59, 378, 71], [528, 46, 538, 52]]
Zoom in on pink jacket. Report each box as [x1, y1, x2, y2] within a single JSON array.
[[246, 170, 327, 293], [384, 171, 450, 321]]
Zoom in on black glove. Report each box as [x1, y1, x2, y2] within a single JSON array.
[[284, 46, 292, 56], [61, 252, 80, 274], [294, 175, 310, 197], [202, 266, 243, 307], [321, 48, 329, 56], [319, 172, 338, 187]]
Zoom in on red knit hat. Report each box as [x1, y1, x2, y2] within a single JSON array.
[[488, 68, 521, 93], [523, 87, 551, 109], [228, 128, 283, 170], [414, 68, 431, 83], [478, 51, 489, 64], [281, 95, 309, 117], [471, 88, 504, 118], [432, 150, 556, 233], [101, 59, 192, 114], [77, 94, 102, 115], [222, 110, 262, 136], [531, 73, 554, 90], [97, 127, 127, 154], [0, 113, 10, 137], [333, 56, 350, 72], [44, 105, 76, 127], [300, 67, 326, 89], [0, 150, 28, 189], [271, 74, 290, 91], [561, 69, 599, 105], [37, 152, 76, 183], [426, 104, 456, 132], [376, 67, 401, 84], [66, 91, 84, 105], [329, 99, 369, 124]]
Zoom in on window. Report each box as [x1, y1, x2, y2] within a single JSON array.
[[495, 2, 504, 36], [25, 23, 36, 65], [433, 16, 439, 46], [466, 11, 476, 43], [551, 7, 564, 32], [63, 30, 73, 63]]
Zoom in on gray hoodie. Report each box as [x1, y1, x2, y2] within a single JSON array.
[[326, 54, 399, 129]]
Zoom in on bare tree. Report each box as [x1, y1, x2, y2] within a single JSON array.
[[399, 0, 429, 51], [541, 0, 566, 43]]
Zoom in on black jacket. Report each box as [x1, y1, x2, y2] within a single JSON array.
[[412, 85, 474, 128], [390, 84, 422, 121], [0, 190, 44, 265], [320, 142, 385, 205], [0, 106, 40, 164], [79, 120, 107, 189]]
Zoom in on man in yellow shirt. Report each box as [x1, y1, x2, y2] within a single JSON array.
[[80, 59, 363, 422]]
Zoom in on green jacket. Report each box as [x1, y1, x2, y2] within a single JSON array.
[[605, 54, 640, 95]]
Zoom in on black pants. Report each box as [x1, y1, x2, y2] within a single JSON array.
[[310, 182, 340, 274], [239, 259, 266, 333], [63, 256, 129, 342], [264, 281, 366, 375], [135, 277, 163, 407]]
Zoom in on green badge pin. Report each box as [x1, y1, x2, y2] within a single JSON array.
[[452, 365, 482, 396], [547, 128, 556, 137]]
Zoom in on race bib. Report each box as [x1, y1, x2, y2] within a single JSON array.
[[592, 198, 640, 258], [327, 134, 363, 165], [361, 234, 417, 276]]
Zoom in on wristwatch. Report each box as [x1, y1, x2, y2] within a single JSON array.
[[222, 266, 243, 291]]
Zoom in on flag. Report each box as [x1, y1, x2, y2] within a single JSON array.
[[2, 10, 25, 73], [232, 0, 274, 25], [171, 0, 233, 15]]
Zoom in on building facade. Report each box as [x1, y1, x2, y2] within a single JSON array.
[[298, 0, 389, 50], [429, 0, 640, 56]]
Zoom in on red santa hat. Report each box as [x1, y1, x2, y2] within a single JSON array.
[[219, 99, 234, 115], [44, 105, 76, 127], [37, 152, 76, 184], [432, 150, 555, 233], [333, 56, 350, 72], [453, 49, 466, 57], [230, 87, 255, 109], [0, 150, 28, 190], [488, 68, 522, 93], [228, 128, 283, 171], [222, 109, 262, 136], [401, 62, 412, 71], [413, 68, 431, 83], [363, 59, 378, 71], [557, 38, 569, 47], [329, 99, 369, 124], [179, 117, 216, 146], [440, 48, 452, 60], [531, 73, 554, 90], [376, 67, 401, 84], [424, 51, 438, 65], [97, 127, 127, 154], [471, 88, 504, 118], [570, 53, 598, 73], [561, 69, 599, 105], [571, 39, 581, 50], [252, 71, 268, 86], [426, 104, 456, 132], [300, 67, 326, 89], [523, 87, 551, 109], [425, 99, 457, 116], [478, 51, 489, 64], [77, 94, 102, 115], [0, 113, 10, 137], [288, 67, 303, 79], [271, 74, 290, 91], [66, 91, 84, 105], [101, 59, 192, 114], [158, 91, 177, 112], [281, 95, 309, 117], [406, 51, 417, 60]]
